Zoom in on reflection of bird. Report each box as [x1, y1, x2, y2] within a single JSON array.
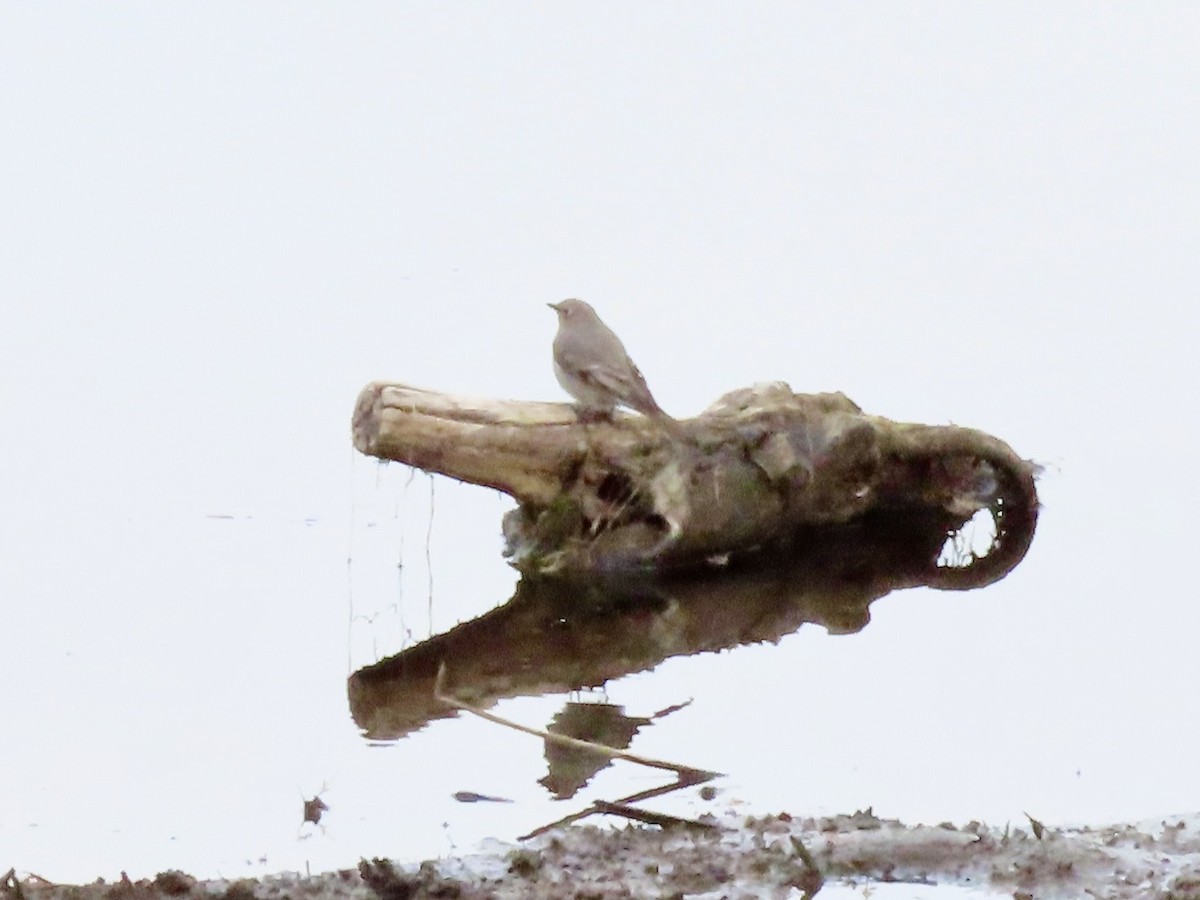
[[547, 299, 682, 434]]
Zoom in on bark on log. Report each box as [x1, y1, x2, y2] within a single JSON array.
[[351, 381, 1039, 583]]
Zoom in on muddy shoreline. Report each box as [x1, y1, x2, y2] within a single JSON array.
[[7, 810, 1200, 900]]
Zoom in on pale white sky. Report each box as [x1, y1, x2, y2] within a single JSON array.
[[2, 2, 1198, 885]]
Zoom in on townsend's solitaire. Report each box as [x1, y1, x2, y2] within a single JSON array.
[[548, 299, 683, 434]]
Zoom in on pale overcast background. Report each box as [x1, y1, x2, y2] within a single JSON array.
[[2, 2, 1198, 885]]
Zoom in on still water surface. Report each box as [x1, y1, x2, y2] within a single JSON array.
[[0, 457, 1190, 881]]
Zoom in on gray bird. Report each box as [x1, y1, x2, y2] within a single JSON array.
[[548, 299, 683, 434]]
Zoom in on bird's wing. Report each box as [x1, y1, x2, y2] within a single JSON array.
[[579, 362, 640, 394], [580, 363, 663, 416]]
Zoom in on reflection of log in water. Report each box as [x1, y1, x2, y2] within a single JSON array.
[[348, 496, 1013, 741]]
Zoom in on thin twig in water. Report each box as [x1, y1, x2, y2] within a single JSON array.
[[521, 767, 713, 839], [434, 662, 722, 839], [426, 475, 435, 635], [435, 663, 719, 781], [591, 800, 716, 831], [651, 699, 694, 720]]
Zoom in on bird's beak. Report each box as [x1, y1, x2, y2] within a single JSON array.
[[547, 301, 562, 312]]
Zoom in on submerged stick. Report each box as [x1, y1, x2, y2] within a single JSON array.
[[591, 800, 716, 831], [434, 662, 720, 781], [434, 662, 722, 839], [521, 767, 714, 840]]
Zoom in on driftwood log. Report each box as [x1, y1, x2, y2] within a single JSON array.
[[351, 381, 1039, 583]]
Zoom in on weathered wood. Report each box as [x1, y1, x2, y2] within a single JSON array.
[[351, 380, 1038, 581], [352, 382, 586, 504]]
